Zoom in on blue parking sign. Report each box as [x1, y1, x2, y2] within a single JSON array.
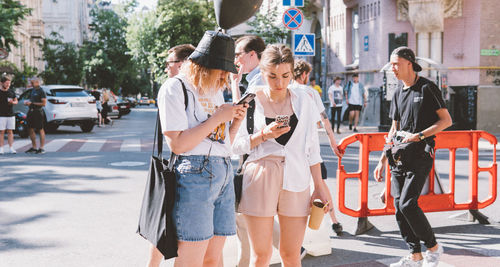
[[294, 33, 315, 56], [283, 0, 303, 7]]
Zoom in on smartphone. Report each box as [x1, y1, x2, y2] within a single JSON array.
[[236, 93, 256, 105], [275, 115, 290, 129]]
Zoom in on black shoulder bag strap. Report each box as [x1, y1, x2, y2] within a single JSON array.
[[241, 99, 256, 163], [154, 78, 189, 169]]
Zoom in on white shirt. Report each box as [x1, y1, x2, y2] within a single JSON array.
[[232, 86, 323, 192], [328, 84, 343, 107], [290, 81, 325, 114], [157, 74, 232, 157], [348, 82, 362, 105]]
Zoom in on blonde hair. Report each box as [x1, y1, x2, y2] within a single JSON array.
[[180, 61, 229, 95], [293, 59, 311, 80], [259, 44, 294, 75]]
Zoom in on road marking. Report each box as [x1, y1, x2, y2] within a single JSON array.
[[2, 139, 31, 150], [44, 139, 72, 152], [100, 139, 123, 152], [58, 139, 87, 152], [120, 138, 142, 152], [78, 139, 106, 152]]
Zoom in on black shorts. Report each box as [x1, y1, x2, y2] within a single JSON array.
[[27, 109, 45, 130], [348, 104, 362, 111]]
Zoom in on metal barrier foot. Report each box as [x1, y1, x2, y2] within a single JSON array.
[[468, 209, 490, 224], [355, 217, 375, 235]]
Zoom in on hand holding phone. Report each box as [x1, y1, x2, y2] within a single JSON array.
[[236, 93, 256, 105]]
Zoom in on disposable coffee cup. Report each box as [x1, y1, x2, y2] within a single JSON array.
[[308, 200, 328, 230]]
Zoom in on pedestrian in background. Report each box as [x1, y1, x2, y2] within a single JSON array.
[[146, 43, 195, 267], [292, 59, 343, 235], [157, 31, 247, 267], [232, 44, 331, 267], [0, 74, 18, 154], [328, 77, 344, 134], [90, 87, 103, 127], [309, 76, 322, 96], [374, 47, 451, 267], [344, 73, 366, 132], [101, 89, 113, 126], [24, 77, 46, 154]]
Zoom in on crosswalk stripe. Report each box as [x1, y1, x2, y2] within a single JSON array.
[[58, 139, 86, 152], [78, 139, 106, 152], [100, 139, 123, 152], [44, 139, 71, 152], [120, 138, 142, 152], [2, 139, 32, 150]]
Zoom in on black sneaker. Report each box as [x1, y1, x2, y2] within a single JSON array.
[[25, 147, 37, 154], [349, 124, 352, 130], [353, 128, 358, 132], [36, 148, 45, 154], [332, 223, 343, 236], [300, 246, 307, 260]]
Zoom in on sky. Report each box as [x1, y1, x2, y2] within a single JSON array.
[[110, 0, 156, 9]]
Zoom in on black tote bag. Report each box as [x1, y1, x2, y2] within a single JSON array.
[[136, 78, 188, 259], [136, 115, 178, 259]]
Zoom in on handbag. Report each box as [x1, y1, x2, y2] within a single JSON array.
[[136, 78, 188, 259]]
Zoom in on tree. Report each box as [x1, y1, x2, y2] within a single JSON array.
[[0, 0, 32, 51], [247, 6, 288, 44], [127, 0, 216, 83], [40, 33, 83, 85]]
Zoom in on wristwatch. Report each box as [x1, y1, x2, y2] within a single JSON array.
[[418, 132, 425, 140]]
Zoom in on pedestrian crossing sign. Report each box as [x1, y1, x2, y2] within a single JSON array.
[[293, 33, 315, 56]]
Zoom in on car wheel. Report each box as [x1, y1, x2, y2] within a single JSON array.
[[80, 121, 94, 132], [45, 123, 59, 133]]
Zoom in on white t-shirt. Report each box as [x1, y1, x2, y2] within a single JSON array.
[[289, 82, 325, 114], [157, 74, 232, 157], [328, 84, 343, 107], [348, 82, 362, 105]]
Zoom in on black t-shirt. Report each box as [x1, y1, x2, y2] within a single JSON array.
[[29, 87, 47, 109], [0, 89, 16, 117], [389, 77, 446, 135], [265, 114, 298, 146], [90, 90, 101, 101]]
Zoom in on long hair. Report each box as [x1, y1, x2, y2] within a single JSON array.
[[180, 60, 229, 96], [293, 59, 312, 80]]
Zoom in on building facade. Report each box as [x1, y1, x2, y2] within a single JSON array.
[[42, 0, 92, 45], [4, 0, 45, 73]]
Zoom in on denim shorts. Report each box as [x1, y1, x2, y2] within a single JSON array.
[[173, 155, 236, 241]]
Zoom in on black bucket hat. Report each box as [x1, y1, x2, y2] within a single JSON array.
[[188, 30, 238, 74], [391, 46, 422, 72]]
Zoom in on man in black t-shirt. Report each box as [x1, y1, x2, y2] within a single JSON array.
[[0, 75, 18, 154], [24, 77, 47, 154], [374, 47, 452, 267]]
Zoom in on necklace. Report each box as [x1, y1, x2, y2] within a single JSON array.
[[265, 90, 289, 116]]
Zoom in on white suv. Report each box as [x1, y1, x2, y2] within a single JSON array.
[[14, 85, 98, 132]]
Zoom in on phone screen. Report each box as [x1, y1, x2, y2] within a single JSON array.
[[276, 115, 290, 128]]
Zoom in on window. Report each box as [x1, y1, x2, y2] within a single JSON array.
[[352, 10, 360, 62]]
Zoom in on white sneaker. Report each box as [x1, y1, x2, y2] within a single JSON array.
[[0, 147, 4, 155], [390, 255, 423, 267], [423, 244, 443, 267], [9, 147, 16, 154]]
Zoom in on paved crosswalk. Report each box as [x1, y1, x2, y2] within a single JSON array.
[[0, 138, 156, 153]]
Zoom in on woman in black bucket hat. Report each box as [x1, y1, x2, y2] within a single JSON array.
[[156, 30, 248, 266]]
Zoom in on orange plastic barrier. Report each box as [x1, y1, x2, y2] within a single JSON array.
[[336, 131, 497, 218]]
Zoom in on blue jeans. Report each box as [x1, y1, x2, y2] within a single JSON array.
[[173, 155, 236, 241]]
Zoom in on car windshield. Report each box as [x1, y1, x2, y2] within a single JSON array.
[[49, 89, 88, 97]]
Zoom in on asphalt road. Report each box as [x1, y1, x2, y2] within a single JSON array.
[[1, 105, 499, 267]]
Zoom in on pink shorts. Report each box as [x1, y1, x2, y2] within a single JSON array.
[[238, 155, 310, 217]]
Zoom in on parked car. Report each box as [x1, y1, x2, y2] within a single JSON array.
[[139, 97, 150, 106], [116, 97, 131, 116], [14, 85, 98, 133], [126, 97, 138, 107]]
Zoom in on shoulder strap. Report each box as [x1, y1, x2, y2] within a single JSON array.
[[176, 77, 188, 110], [246, 99, 256, 134]]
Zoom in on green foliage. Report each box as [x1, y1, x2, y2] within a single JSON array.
[[82, 3, 148, 96], [40, 33, 83, 85], [127, 0, 216, 83], [0, 0, 32, 51], [247, 6, 288, 44]]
